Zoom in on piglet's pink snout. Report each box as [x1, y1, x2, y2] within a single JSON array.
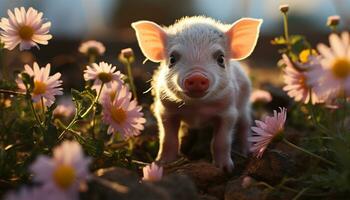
[[184, 73, 209, 98]]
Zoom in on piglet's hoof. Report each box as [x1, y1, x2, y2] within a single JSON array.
[[214, 158, 234, 173]]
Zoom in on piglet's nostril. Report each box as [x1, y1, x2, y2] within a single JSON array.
[[184, 73, 209, 97]]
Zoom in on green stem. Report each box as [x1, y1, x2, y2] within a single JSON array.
[[292, 187, 309, 200], [89, 54, 96, 65], [283, 138, 335, 166], [341, 93, 347, 133], [282, 12, 291, 51], [330, 25, 337, 33], [308, 90, 329, 135], [89, 84, 104, 139], [58, 84, 104, 140], [125, 60, 137, 100], [58, 117, 77, 140], [0, 89, 25, 96], [29, 98, 45, 133], [90, 106, 97, 139], [81, 83, 103, 118]]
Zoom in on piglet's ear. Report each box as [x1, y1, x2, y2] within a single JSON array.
[[226, 18, 263, 60], [131, 21, 167, 62]]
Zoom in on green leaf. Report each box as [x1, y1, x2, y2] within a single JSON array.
[[289, 35, 305, 45], [20, 72, 33, 90], [271, 36, 287, 45], [331, 136, 350, 169], [74, 134, 104, 157], [71, 88, 95, 118], [0, 79, 17, 90]]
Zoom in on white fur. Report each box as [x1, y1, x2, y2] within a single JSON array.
[[133, 16, 260, 172]]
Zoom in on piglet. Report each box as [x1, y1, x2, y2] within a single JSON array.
[[132, 16, 262, 172]]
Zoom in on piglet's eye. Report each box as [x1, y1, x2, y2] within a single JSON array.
[[169, 52, 179, 68], [217, 54, 225, 68], [170, 55, 176, 65]]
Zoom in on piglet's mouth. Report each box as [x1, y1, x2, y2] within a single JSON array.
[[184, 91, 208, 98]]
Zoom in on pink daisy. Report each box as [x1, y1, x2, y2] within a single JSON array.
[[142, 162, 163, 182], [79, 40, 105, 56], [84, 62, 124, 91], [0, 7, 52, 51], [101, 84, 146, 139], [282, 54, 322, 104], [30, 141, 91, 199], [248, 107, 287, 158], [307, 32, 350, 101], [16, 62, 63, 107], [99, 81, 122, 104], [250, 89, 272, 104]]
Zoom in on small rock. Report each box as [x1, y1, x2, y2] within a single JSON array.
[[154, 174, 198, 200], [244, 149, 295, 185], [82, 167, 198, 200], [207, 184, 226, 199], [94, 167, 139, 187], [166, 161, 226, 190]]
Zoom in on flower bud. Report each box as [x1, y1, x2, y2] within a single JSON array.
[[121, 48, 134, 59], [279, 4, 289, 13], [327, 15, 340, 27], [119, 48, 135, 64]]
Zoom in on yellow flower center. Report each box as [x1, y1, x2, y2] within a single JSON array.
[[299, 49, 317, 63], [33, 81, 47, 95], [18, 25, 34, 40], [111, 107, 127, 124], [53, 165, 76, 189], [97, 72, 112, 83], [271, 130, 284, 143], [331, 58, 350, 79]]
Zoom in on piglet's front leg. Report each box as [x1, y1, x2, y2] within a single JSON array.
[[156, 113, 180, 163], [212, 114, 237, 172]]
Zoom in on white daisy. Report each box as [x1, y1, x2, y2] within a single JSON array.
[[84, 62, 124, 91], [308, 32, 350, 101], [16, 62, 63, 107], [0, 7, 52, 51], [30, 141, 91, 199], [101, 84, 146, 139], [79, 40, 105, 56]]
